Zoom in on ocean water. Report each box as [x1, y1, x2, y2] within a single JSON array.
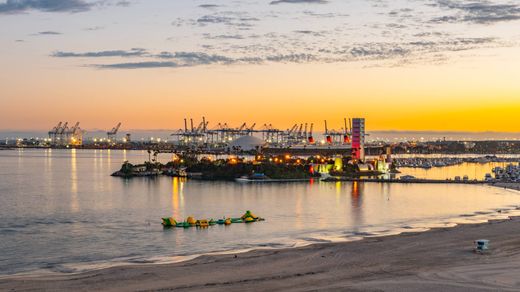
[[1, 149, 520, 276]]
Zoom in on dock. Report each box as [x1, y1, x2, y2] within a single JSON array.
[[322, 177, 488, 184]]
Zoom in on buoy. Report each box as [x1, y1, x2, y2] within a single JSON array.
[[162, 211, 263, 229], [199, 219, 209, 227], [162, 217, 176, 227], [187, 216, 197, 225]]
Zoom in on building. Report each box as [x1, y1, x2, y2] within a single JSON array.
[[351, 118, 365, 161]]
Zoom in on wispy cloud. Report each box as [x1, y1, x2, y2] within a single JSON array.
[[270, 0, 328, 4], [52, 48, 147, 58], [84, 26, 104, 31], [199, 4, 220, 9], [115, 0, 131, 7], [52, 33, 501, 69], [432, 0, 520, 24], [35, 31, 62, 35], [0, 0, 92, 14], [96, 61, 180, 69]]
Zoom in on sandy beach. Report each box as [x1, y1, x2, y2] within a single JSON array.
[[492, 182, 520, 192], [2, 212, 520, 291]]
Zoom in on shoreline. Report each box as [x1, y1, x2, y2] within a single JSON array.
[[490, 181, 520, 191], [2, 217, 520, 291], [1, 185, 520, 291]]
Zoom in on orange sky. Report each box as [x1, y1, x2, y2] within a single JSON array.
[[1, 0, 520, 132], [2, 47, 519, 132]]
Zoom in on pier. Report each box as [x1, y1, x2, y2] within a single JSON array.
[[321, 177, 488, 184]]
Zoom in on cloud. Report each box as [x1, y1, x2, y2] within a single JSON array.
[[294, 30, 324, 37], [71, 35, 498, 69], [52, 48, 147, 58], [116, 0, 131, 7], [270, 0, 327, 4], [199, 4, 219, 9], [93, 53, 306, 69], [203, 33, 245, 40], [84, 26, 104, 31], [265, 53, 316, 62], [194, 12, 259, 29], [350, 45, 409, 58], [95, 61, 180, 69], [0, 0, 92, 14], [432, 0, 520, 24], [36, 31, 62, 35], [153, 51, 235, 65], [197, 15, 233, 24]]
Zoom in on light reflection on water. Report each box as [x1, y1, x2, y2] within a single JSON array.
[[399, 162, 520, 180], [0, 149, 519, 276]]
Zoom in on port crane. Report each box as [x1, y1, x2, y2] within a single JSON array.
[[107, 122, 121, 142], [69, 122, 83, 145], [308, 123, 315, 143], [48, 121, 83, 146], [324, 119, 351, 145]]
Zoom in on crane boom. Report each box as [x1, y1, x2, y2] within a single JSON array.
[[107, 122, 121, 135], [324, 120, 328, 134]]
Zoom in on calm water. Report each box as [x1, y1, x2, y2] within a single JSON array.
[[1, 149, 520, 276]]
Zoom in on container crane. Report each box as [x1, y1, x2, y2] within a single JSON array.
[[343, 118, 350, 143], [324, 120, 332, 144], [69, 122, 83, 146], [107, 122, 121, 142], [308, 123, 315, 143]]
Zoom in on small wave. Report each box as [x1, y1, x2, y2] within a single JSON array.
[[351, 231, 375, 236], [256, 242, 287, 248], [125, 258, 157, 264], [474, 211, 492, 215], [298, 237, 332, 243], [0, 228, 19, 234]]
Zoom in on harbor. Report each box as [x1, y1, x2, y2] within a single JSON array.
[[1, 148, 520, 284]]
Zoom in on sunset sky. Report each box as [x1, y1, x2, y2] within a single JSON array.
[[1, 0, 519, 132]]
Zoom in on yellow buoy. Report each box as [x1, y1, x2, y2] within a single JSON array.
[[199, 219, 209, 227], [187, 216, 197, 225]]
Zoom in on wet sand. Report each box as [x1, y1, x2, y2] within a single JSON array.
[[492, 182, 520, 191], [2, 183, 520, 291]]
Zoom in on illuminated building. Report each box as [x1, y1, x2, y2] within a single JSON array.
[[351, 118, 365, 161]]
